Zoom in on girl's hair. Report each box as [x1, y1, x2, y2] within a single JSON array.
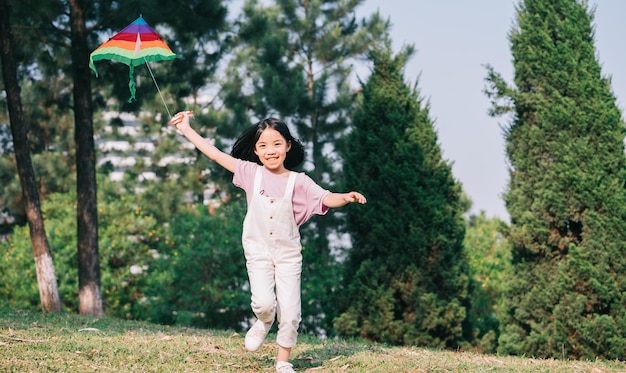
[[231, 118, 305, 170]]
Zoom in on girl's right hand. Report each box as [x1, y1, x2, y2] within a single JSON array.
[[168, 110, 194, 130]]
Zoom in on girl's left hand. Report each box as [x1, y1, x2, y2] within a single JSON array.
[[346, 191, 367, 204]]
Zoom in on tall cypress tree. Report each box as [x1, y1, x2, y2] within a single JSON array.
[[336, 43, 470, 348], [485, 0, 626, 360]]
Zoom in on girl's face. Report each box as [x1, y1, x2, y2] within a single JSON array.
[[254, 128, 291, 174]]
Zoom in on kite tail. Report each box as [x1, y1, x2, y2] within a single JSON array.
[[128, 64, 136, 102], [89, 57, 99, 78]]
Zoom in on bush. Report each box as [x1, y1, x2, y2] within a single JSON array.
[[136, 199, 251, 330], [0, 191, 163, 316]]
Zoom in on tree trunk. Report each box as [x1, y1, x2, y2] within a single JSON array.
[[68, 0, 102, 316], [0, 0, 61, 313]]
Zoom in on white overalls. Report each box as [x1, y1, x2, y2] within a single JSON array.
[[242, 167, 302, 348]]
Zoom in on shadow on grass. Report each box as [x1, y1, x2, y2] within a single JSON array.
[[292, 338, 386, 370]]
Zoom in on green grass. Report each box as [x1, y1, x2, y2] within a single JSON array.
[[0, 308, 624, 372]]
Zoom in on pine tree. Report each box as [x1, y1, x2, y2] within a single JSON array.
[[485, 0, 626, 360], [336, 43, 470, 348]]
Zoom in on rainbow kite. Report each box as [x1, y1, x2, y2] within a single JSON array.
[[89, 15, 177, 108]]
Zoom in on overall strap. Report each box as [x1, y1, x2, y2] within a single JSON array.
[[284, 172, 297, 199], [252, 166, 263, 194]]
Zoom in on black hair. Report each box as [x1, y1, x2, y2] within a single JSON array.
[[230, 118, 305, 170]]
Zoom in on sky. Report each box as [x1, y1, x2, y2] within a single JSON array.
[[355, 1, 626, 221]]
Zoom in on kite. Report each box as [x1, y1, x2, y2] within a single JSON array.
[[89, 15, 177, 115]]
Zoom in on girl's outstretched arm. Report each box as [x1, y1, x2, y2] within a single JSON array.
[[323, 191, 367, 208], [169, 111, 236, 173]]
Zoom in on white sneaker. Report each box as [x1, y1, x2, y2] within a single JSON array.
[[244, 319, 272, 352], [276, 361, 295, 373]]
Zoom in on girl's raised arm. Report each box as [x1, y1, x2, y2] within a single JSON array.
[[169, 111, 236, 173]]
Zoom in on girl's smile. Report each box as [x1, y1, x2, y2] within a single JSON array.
[[254, 128, 292, 174]]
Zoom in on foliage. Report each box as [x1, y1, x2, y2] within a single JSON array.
[[218, 0, 391, 335], [81, 0, 230, 113], [135, 199, 251, 330], [463, 212, 512, 353], [0, 170, 257, 330], [0, 0, 230, 227], [2, 0, 230, 317], [484, 0, 626, 360], [0, 0, 623, 358], [0, 80, 76, 227], [336, 42, 471, 349], [0, 184, 162, 316], [0, 0, 393, 338]]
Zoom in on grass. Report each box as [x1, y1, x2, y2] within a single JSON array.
[[1, 308, 624, 372]]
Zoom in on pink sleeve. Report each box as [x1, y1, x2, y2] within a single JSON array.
[[233, 159, 258, 205], [293, 173, 330, 226]]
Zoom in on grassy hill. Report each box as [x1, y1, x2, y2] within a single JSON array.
[[1, 308, 624, 372]]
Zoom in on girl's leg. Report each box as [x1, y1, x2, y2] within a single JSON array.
[[274, 260, 300, 372], [276, 346, 295, 372], [274, 250, 302, 351], [277, 345, 291, 362], [244, 250, 277, 352], [246, 251, 277, 323]]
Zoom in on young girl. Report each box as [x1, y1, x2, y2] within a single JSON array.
[[169, 111, 366, 373]]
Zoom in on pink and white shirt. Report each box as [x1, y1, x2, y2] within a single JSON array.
[[233, 159, 329, 226]]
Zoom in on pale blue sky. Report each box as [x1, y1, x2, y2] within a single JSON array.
[[356, 1, 626, 221]]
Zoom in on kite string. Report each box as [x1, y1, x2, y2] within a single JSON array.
[[143, 57, 172, 119]]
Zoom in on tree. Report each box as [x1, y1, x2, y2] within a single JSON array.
[[0, 0, 61, 312], [220, 0, 390, 334], [69, 0, 102, 316], [335, 43, 470, 348], [1, 0, 230, 316], [464, 212, 511, 353], [0, 1, 76, 228], [485, 0, 626, 360]]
